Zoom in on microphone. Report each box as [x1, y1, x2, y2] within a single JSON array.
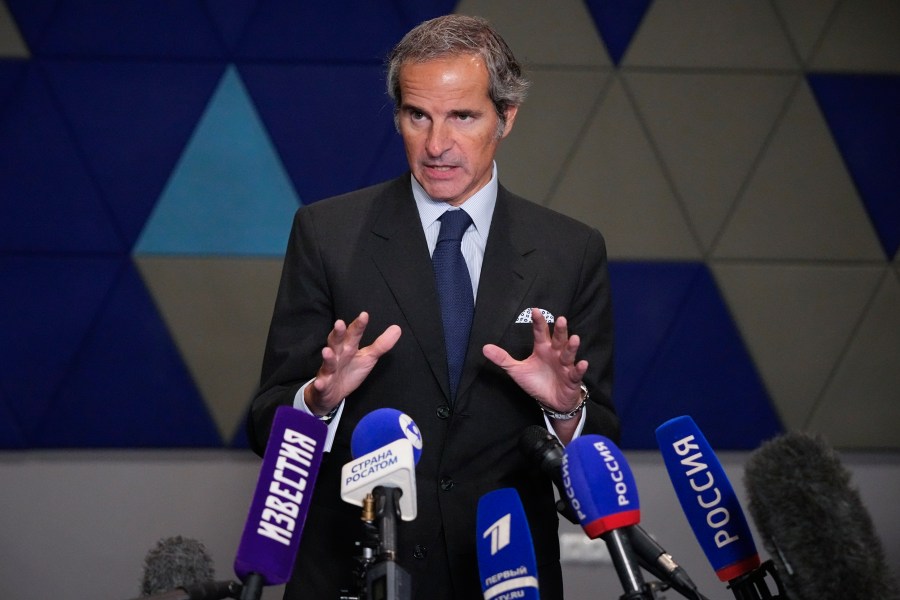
[[476, 488, 540, 600], [233, 405, 327, 600], [563, 434, 653, 600], [745, 430, 900, 600], [520, 425, 706, 600], [130, 536, 241, 600], [656, 415, 783, 599], [341, 407, 423, 521]]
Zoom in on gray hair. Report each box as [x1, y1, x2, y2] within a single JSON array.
[[386, 15, 529, 136]]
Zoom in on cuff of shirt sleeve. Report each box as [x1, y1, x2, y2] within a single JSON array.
[[294, 379, 343, 452]]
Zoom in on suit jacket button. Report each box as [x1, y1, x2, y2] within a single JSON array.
[[440, 477, 454, 491], [436, 405, 451, 419], [413, 545, 427, 559]]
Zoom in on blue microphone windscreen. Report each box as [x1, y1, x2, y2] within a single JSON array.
[[562, 435, 640, 538], [655, 415, 760, 582], [476, 488, 540, 600], [234, 406, 327, 585], [350, 407, 422, 463]]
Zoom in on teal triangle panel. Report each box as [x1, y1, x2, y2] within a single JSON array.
[[43, 60, 226, 250], [31, 259, 221, 448], [612, 262, 782, 450], [135, 66, 299, 256], [0, 256, 121, 440], [0, 62, 125, 254], [808, 73, 900, 259], [238, 63, 408, 204]]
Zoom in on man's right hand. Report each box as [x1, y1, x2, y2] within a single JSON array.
[[304, 311, 402, 417]]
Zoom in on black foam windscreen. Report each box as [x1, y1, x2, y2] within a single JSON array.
[[140, 536, 215, 596], [744, 431, 899, 600]]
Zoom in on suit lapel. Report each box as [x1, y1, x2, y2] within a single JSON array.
[[368, 178, 451, 399], [458, 188, 537, 401]]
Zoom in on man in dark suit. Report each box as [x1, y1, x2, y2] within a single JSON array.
[[248, 14, 619, 600]]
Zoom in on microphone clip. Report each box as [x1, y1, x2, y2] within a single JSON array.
[[726, 559, 786, 600]]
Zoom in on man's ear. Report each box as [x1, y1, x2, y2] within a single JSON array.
[[500, 104, 519, 139]]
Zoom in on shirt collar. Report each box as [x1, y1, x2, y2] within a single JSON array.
[[412, 162, 498, 235]]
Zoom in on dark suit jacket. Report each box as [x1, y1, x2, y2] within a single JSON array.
[[249, 174, 619, 599]]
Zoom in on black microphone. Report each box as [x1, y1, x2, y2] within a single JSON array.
[[520, 425, 706, 600], [745, 430, 900, 600], [130, 536, 241, 600]]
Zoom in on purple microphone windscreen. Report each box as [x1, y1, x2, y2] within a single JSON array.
[[562, 435, 640, 539], [233, 406, 327, 585], [350, 407, 422, 463], [656, 415, 760, 582], [476, 488, 540, 600]]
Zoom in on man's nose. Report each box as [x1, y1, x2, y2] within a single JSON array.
[[425, 121, 452, 157]]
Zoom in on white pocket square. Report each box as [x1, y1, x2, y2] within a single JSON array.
[[515, 308, 555, 324]]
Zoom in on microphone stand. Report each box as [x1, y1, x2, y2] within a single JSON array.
[[342, 486, 411, 600], [601, 529, 659, 600], [726, 560, 786, 600]]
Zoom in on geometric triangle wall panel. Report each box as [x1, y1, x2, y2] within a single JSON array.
[[625, 72, 796, 253], [31, 259, 220, 448], [809, 269, 900, 449], [239, 63, 407, 204], [0, 256, 122, 442], [43, 60, 226, 250], [711, 263, 885, 430], [135, 256, 284, 444], [549, 75, 701, 260], [455, 0, 611, 67], [772, 0, 839, 65], [808, 73, 900, 259], [498, 68, 612, 204], [134, 66, 298, 256], [0, 63, 124, 254], [610, 262, 781, 450], [623, 0, 799, 69], [0, 1, 29, 58], [809, 0, 900, 73], [714, 79, 885, 261], [582, 0, 652, 65]]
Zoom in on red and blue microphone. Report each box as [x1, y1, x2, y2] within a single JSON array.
[[656, 415, 784, 599], [476, 488, 541, 600], [563, 435, 656, 600]]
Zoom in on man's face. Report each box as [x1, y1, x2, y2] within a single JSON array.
[[397, 54, 518, 206]]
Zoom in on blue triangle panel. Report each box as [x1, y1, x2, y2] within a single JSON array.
[[808, 73, 900, 259], [229, 411, 251, 449], [233, 1, 409, 61], [608, 261, 700, 414], [583, 0, 654, 65], [0, 386, 26, 449], [32, 259, 222, 448], [618, 263, 782, 450], [4, 0, 57, 53], [203, 0, 259, 54], [14, 1, 226, 58], [42, 60, 226, 249], [0, 62, 124, 254], [239, 63, 406, 203], [0, 59, 27, 113], [392, 1, 464, 30], [363, 125, 412, 189], [135, 66, 300, 256], [0, 256, 122, 439]]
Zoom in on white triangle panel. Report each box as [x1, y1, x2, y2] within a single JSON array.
[[455, 0, 610, 67], [136, 256, 283, 442], [548, 76, 700, 260], [810, 0, 900, 73], [497, 68, 611, 204], [623, 0, 798, 68], [714, 79, 883, 260], [809, 269, 900, 449], [0, 2, 28, 57], [626, 71, 795, 253], [712, 263, 884, 430]]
